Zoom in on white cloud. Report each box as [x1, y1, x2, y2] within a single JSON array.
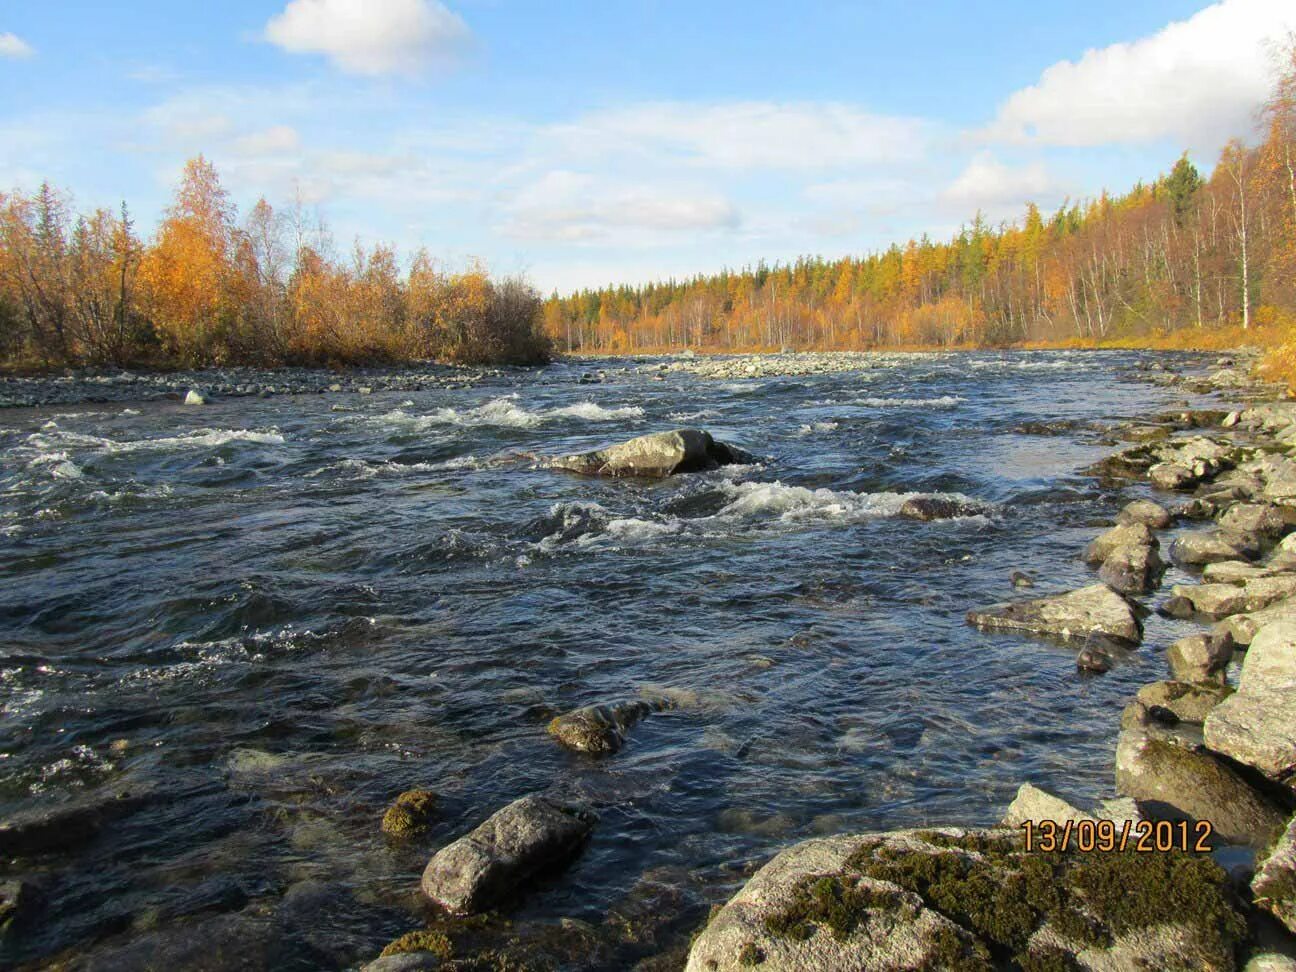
[[501, 170, 741, 242], [0, 32, 34, 58], [941, 154, 1060, 210], [264, 0, 469, 77], [231, 125, 301, 156], [548, 102, 931, 170], [984, 0, 1296, 149]]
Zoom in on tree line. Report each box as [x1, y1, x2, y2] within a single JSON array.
[[0, 157, 552, 369], [541, 46, 1296, 355]]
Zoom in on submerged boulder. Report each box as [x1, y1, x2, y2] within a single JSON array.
[[967, 583, 1141, 645], [182, 388, 206, 406], [550, 429, 754, 478], [897, 496, 987, 521], [1099, 542, 1164, 597], [421, 795, 596, 914], [382, 790, 439, 839], [684, 828, 1245, 972], [547, 698, 673, 755]]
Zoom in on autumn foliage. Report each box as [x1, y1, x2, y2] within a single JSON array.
[[0, 156, 551, 369], [542, 44, 1296, 368]]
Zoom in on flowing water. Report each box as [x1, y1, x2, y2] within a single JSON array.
[[0, 350, 1222, 970]]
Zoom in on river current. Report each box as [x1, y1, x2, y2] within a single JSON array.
[[0, 350, 1221, 969]]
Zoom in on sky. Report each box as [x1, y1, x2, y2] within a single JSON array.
[[1, 0, 1294, 293]]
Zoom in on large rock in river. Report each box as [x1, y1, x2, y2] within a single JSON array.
[[550, 429, 754, 478], [421, 795, 596, 914], [684, 827, 1245, 972], [967, 583, 1141, 645], [1253, 816, 1296, 935]]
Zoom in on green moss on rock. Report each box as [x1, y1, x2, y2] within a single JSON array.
[[381, 789, 439, 838], [737, 941, 765, 966], [762, 831, 1243, 971], [380, 929, 454, 958]]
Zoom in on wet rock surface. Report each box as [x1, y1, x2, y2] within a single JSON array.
[[421, 795, 597, 914], [550, 428, 755, 478], [967, 583, 1141, 645]]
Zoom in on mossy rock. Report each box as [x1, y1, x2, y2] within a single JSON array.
[[685, 829, 1245, 972], [381, 789, 439, 839], [380, 929, 454, 958]]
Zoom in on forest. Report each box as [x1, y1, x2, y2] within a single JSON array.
[[3, 46, 1295, 373], [0, 158, 552, 369], [541, 45, 1296, 365]]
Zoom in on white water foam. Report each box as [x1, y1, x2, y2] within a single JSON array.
[[849, 395, 964, 408], [374, 396, 644, 431]]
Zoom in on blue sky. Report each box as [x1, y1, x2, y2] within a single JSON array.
[[1, 0, 1293, 292]]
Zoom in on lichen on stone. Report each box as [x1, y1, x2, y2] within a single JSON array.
[[381, 789, 438, 838], [379, 928, 454, 958]]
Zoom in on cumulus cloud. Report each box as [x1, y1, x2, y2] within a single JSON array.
[[501, 170, 741, 242], [264, 0, 469, 77], [549, 102, 931, 170], [941, 154, 1060, 210], [0, 32, 34, 58], [984, 0, 1296, 149]]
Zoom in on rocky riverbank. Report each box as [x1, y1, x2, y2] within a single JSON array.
[[349, 350, 1296, 971], [0, 363, 510, 408]]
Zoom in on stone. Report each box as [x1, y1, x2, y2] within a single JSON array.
[[182, 388, 206, 405], [1001, 783, 1094, 828], [897, 496, 987, 521], [1099, 541, 1164, 596], [551, 429, 754, 478], [1170, 584, 1247, 619], [0, 786, 151, 857], [967, 583, 1141, 645], [1220, 503, 1286, 541], [547, 698, 671, 755], [1077, 642, 1117, 672], [1205, 691, 1296, 784], [1136, 681, 1230, 723], [1219, 599, 1296, 647], [1239, 621, 1296, 693], [1167, 633, 1234, 685], [362, 955, 445, 972], [1116, 722, 1286, 848], [684, 827, 1245, 972], [1150, 461, 1198, 490], [1173, 531, 1249, 566], [1117, 498, 1173, 529], [0, 878, 43, 936], [382, 790, 439, 838], [1253, 817, 1296, 936], [1204, 561, 1282, 584], [1010, 570, 1034, 588], [1085, 522, 1157, 564], [1160, 595, 1197, 619], [420, 795, 596, 914]]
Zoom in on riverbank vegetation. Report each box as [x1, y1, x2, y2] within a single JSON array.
[[0, 158, 552, 370], [541, 44, 1296, 375]]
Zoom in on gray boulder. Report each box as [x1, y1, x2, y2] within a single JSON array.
[[1167, 633, 1234, 685], [1218, 599, 1296, 647], [1220, 503, 1286, 542], [1116, 715, 1286, 848], [1150, 462, 1198, 490], [182, 388, 206, 405], [421, 795, 596, 914], [967, 583, 1141, 645], [1137, 681, 1231, 724], [1253, 816, 1296, 935], [1117, 498, 1172, 529], [1099, 542, 1164, 596], [685, 827, 1244, 972], [1001, 783, 1093, 828], [1084, 522, 1156, 564], [551, 429, 754, 478], [1239, 621, 1296, 693], [1173, 531, 1249, 566], [1170, 584, 1246, 619], [1205, 691, 1296, 785], [547, 698, 672, 755]]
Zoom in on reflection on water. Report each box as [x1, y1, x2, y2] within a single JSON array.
[[0, 350, 1218, 969]]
